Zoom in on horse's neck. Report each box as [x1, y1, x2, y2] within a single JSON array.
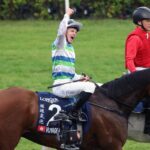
[[92, 88, 122, 110], [120, 88, 147, 117], [94, 85, 149, 117]]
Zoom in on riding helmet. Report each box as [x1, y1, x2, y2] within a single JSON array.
[[133, 7, 150, 25], [67, 19, 83, 32]]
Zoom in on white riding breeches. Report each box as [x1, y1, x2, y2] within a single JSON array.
[[52, 79, 96, 98], [128, 67, 148, 73]]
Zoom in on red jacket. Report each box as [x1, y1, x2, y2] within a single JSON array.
[[125, 27, 150, 72]]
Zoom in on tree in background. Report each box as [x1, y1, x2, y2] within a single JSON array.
[[0, 0, 150, 20]]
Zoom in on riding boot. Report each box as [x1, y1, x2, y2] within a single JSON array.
[[143, 97, 150, 134], [144, 108, 150, 134], [69, 92, 92, 120], [75, 91, 92, 110]]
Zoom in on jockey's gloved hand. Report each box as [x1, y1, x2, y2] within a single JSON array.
[[81, 73, 92, 81]]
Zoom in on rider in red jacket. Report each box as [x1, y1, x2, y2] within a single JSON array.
[[125, 6, 150, 134], [125, 7, 150, 73]]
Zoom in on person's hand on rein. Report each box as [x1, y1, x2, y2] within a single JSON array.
[[81, 73, 91, 81]]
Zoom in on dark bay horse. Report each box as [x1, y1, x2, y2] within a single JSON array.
[[1, 69, 150, 150]]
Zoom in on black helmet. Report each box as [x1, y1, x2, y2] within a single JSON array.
[[67, 19, 82, 32], [133, 7, 150, 25]]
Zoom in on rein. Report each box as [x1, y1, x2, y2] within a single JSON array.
[[88, 102, 126, 117], [95, 83, 135, 113], [87, 84, 135, 118], [112, 97, 133, 110]]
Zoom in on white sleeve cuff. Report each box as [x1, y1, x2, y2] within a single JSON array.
[[72, 73, 83, 80]]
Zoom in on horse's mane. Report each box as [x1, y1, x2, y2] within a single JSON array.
[[99, 69, 150, 99]]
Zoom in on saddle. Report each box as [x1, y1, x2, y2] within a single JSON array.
[[36, 92, 91, 150]]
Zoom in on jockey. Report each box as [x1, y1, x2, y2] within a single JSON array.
[[125, 6, 150, 134], [51, 8, 96, 116]]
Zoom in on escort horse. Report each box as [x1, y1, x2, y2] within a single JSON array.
[[1, 68, 150, 150]]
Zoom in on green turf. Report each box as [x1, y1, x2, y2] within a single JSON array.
[[0, 19, 150, 149]]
